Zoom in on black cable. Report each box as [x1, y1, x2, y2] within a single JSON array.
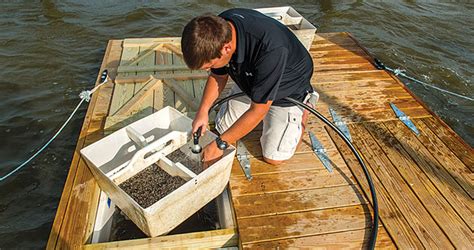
[[210, 93, 379, 249]]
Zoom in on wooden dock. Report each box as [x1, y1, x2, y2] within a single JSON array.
[[47, 33, 473, 249]]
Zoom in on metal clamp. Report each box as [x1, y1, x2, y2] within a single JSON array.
[[329, 108, 352, 142], [309, 131, 333, 173], [389, 103, 420, 136], [236, 140, 252, 181]]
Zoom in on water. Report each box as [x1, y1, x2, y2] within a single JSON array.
[[0, 1, 472, 248]]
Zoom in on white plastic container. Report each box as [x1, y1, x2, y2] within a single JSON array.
[[256, 6, 317, 50], [80, 106, 236, 237]]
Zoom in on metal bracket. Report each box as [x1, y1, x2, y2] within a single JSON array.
[[309, 131, 333, 173], [389, 103, 420, 136], [236, 140, 253, 181], [329, 108, 352, 142]]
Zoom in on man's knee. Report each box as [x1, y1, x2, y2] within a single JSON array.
[[263, 156, 284, 165]]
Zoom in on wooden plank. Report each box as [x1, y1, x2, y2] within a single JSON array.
[[311, 48, 369, 59], [311, 70, 393, 84], [413, 119, 474, 197], [114, 72, 208, 84], [113, 77, 161, 116], [132, 45, 157, 115], [166, 50, 197, 114], [153, 50, 174, 110], [238, 205, 372, 244], [230, 166, 355, 197], [84, 228, 238, 249], [125, 43, 162, 66], [163, 79, 200, 111], [123, 37, 180, 47], [117, 64, 189, 73], [109, 46, 138, 115], [163, 43, 183, 57], [384, 120, 474, 230], [423, 117, 474, 170], [234, 184, 367, 219], [230, 150, 346, 177], [243, 227, 395, 249], [326, 127, 425, 248], [47, 40, 122, 249], [314, 79, 400, 93], [353, 123, 470, 248]]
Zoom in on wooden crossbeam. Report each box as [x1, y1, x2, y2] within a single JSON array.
[[117, 64, 189, 73], [163, 79, 200, 111], [114, 76, 162, 116], [125, 43, 163, 66], [163, 43, 183, 58], [115, 72, 208, 84]]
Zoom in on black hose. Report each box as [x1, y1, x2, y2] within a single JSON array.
[[210, 93, 379, 249]]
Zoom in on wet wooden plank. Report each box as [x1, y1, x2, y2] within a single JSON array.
[[413, 119, 473, 198], [47, 40, 122, 249], [353, 122, 470, 248], [243, 227, 395, 249], [384, 120, 474, 230], [423, 117, 474, 170], [230, 150, 345, 177], [234, 184, 367, 219], [230, 166, 355, 197], [314, 79, 400, 92], [238, 205, 372, 244], [311, 70, 393, 84], [327, 127, 424, 248]]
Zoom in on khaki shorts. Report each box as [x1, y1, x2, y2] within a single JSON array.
[[215, 86, 307, 161]]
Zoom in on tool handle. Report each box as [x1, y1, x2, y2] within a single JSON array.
[[193, 126, 202, 144]]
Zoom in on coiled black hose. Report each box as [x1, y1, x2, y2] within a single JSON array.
[[210, 93, 379, 249]]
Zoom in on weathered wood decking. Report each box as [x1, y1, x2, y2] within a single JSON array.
[[48, 33, 473, 249]]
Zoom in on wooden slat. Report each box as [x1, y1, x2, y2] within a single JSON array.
[[238, 205, 372, 244], [326, 127, 424, 248], [163, 79, 200, 111], [311, 70, 392, 84], [234, 184, 367, 219], [114, 72, 208, 84], [132, 45, 157, 115], [230, 166, 355, 197], [384, 120, 474, 229], [153, 50, 174, 110], [114, 77, 161, 116], [84, 228, 237, 249], [413, 119, 473, 198], [353, 123, 470, 248], [243, 227, 395, 249], [117, 64, 189, 73], [47, 40, 122, 249], [423, 117, 474, 170], [108, 46, 138, 115], [230, 150, 345, 177]]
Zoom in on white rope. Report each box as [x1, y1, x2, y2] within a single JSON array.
[[0, 73, 109, 182], [385, 65, 473, 102]]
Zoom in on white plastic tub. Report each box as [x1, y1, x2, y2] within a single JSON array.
[[80, 107, 235, 237], [256, 6, 317, 50]]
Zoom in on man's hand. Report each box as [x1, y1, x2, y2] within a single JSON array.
[[192, 109, 209, 135], [202, 140, 223, 169]]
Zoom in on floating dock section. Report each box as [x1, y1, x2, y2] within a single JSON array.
[[48, 33, 473, 249]]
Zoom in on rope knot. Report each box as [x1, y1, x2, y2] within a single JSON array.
[[79, 90, 92, 102], [393, 68, 405, 76]]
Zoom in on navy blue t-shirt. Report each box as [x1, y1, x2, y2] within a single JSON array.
[[211, 8, 314, 107]]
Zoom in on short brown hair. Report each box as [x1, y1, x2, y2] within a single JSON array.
[[181, 14, 232, 69]]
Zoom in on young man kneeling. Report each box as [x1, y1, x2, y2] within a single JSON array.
[[181, 8, 315, 166]]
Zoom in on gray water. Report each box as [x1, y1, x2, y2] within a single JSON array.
[[0, 1, 472, 248]]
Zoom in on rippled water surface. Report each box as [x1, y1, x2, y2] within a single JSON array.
[[0, 1, 472, 248]]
